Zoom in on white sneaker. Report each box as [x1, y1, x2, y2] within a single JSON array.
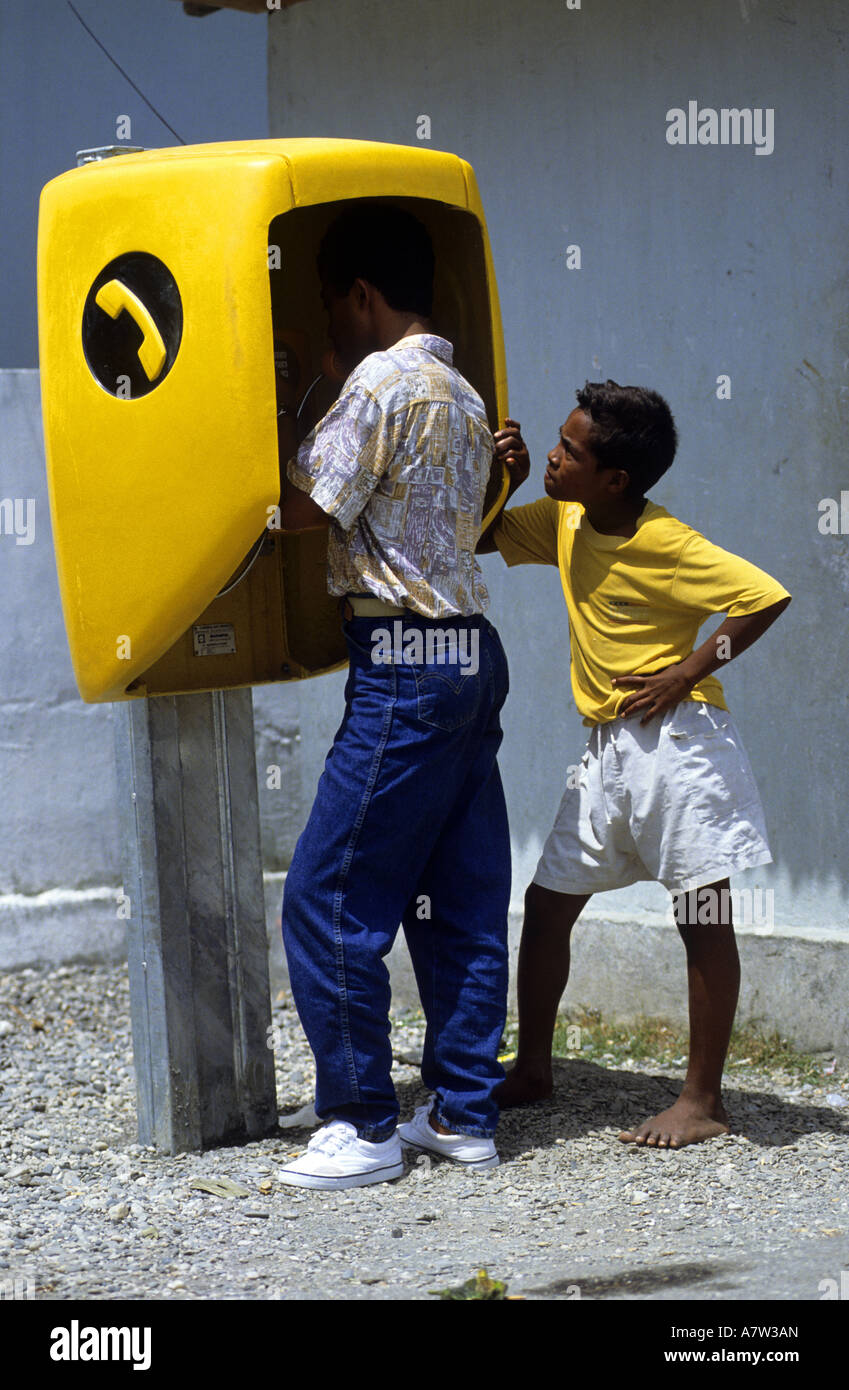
[[398, 1100, 500, 1169], [277, 1120, 404, 1190]]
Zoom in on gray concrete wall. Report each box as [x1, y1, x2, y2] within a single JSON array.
[[0, 371, 302, 979], [265, 0, 849, 1043], [0, 353, 845, 1046], [0, 0, 268, 367], [267, 0, 849, 939], [1, 0, 847, 1055]]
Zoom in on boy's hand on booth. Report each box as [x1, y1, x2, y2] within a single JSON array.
[[493, 417, 530, 497], [477, 418, 530, 554]]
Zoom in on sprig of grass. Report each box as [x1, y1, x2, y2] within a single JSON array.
[[538, 1009, 842, 1083], [399, 1005, 843, 1084], [429, 1268, 509, 1300]]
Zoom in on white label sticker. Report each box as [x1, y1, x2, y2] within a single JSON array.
[[192, 623, 236, 656]]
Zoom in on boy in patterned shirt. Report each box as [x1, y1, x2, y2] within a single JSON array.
[[481, 381, 790, 1148], [276, 204, 513, 1187]]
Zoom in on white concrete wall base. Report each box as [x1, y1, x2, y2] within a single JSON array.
[[3, 879, 845, 1059]]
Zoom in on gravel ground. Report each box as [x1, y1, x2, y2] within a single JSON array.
[[1, 962, 847, 1302]]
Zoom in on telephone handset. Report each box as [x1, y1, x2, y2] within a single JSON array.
[[267, 330, 344, 535], [217, 330, 337, 590], [273, 331, 344, 440], [94, 278, 167, 382]]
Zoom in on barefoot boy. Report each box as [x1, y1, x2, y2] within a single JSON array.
[[480, 381, 791, 1148]]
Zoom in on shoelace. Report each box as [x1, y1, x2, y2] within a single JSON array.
[[305, 1123, 357, 1157]]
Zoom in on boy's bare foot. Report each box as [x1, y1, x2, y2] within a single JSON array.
[[495, 1063, 553, 1108], [618, 1094, 729, 1149]]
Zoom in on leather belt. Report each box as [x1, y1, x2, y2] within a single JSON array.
[[340, 593, 408, 619]]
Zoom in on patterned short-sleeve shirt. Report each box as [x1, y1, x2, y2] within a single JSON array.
[[286, 333, 494, 617]]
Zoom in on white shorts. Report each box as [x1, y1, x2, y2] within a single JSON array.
[[533, 701, 773, 896]]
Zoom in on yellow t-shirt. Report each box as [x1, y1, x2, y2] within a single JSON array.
[[494, 496, 791, 725]]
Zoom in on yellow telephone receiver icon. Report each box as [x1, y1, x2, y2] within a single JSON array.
[[94, 278, 167, 382]]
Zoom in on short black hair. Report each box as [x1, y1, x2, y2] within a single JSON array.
[[575, 379, 678, 499], [316, 203, 435, 317]]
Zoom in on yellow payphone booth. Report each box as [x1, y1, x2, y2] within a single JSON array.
[[37, 139, 509, 704]]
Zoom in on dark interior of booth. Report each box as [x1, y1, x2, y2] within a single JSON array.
[[129, 196, 501, 700]]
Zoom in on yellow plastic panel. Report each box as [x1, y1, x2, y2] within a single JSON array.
[[280, 137, 469, 208], [38, 149, 292, 701], [37, 140, 509, 702]]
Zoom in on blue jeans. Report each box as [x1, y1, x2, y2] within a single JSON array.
[[281, 611, 511, 1141]]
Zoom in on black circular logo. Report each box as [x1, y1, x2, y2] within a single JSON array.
[[82, 252, 182, 398]]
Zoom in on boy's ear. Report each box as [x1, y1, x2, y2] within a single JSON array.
[[604, 467, 632, 496], [353, 277, 376, 312]]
